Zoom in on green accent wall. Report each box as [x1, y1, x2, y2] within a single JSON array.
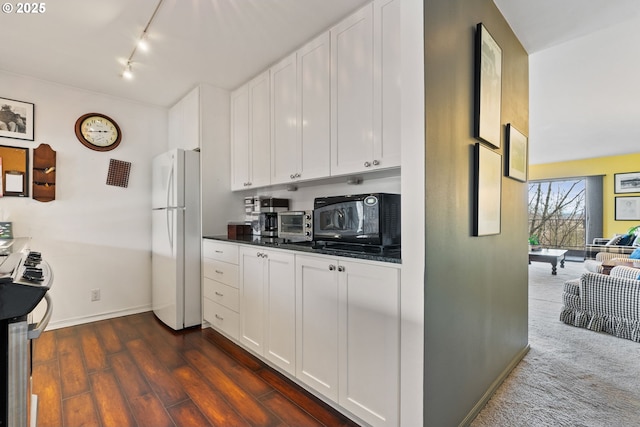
[[424, 0, 529, 425], [530, 153, 640, 238]]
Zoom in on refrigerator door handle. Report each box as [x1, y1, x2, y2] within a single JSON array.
[[167, 208, 174, 251], [167, 161, 175, 208]]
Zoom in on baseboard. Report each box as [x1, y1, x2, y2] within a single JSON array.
[[46, 304, 152, 330], [459, 344, 531, 427]]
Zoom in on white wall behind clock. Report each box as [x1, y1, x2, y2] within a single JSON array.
[[0, 69, 168, 328]]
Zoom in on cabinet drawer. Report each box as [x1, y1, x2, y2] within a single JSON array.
[[203, 298, 239, 340], [203, 278, 239, 312], [203, 240, 239, 264], [203, 259, 239, 288]]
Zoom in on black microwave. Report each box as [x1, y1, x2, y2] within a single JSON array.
[[313, 193, 400, 247]]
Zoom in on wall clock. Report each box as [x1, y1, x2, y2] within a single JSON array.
[[74, 113, 122, 151]]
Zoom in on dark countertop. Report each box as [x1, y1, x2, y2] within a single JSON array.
[[203, 235, 401, 265]]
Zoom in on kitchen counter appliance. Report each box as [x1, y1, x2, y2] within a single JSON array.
[[1, 248, 54, 427], [313, 193, 401, 249], [278, 210, 313, 242]]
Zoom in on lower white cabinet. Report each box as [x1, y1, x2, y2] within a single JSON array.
[[202, 240, 240, 340], [203, 241, 400, 427], [239, 247, 296, 375], [296, 254, 400, 427]]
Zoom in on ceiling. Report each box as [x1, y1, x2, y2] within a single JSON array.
[[1, 0, 639, 162]]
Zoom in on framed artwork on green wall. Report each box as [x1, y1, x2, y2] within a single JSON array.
[[506, 124, 528, 182], [474, 23, 502, 149], [473, 143, 502, 236]]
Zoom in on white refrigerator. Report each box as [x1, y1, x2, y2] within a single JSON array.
[[151, 148, 201, 330]]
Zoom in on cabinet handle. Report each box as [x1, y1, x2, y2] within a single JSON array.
[[215, 250, 223, 254], [215, 270, 224, 274], [295, 172, 301, 178], [338, 266, 345, 272], [290, 174, 295, 179], [329, 264, 336, 271], [215, 314, 224, 321], [372, 160, 380, 166], [215, 291, 224, 297], [364, 161, 371, 167]]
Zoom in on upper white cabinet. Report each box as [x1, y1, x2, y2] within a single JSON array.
[[271, 33, 331, 185], [331, 0, 401, 176], [330, 4, 375, 176], [169, 86, 200, 150], [231, 70, 271, 190], [231, 0, 400, 190], [373, 0, 402, 170]]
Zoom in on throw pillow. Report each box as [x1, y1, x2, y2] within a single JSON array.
[[629, 248, 640, 259], [606, 235, 624, 246], [633, 235, 640, 247], [617, 234, 635, 246]]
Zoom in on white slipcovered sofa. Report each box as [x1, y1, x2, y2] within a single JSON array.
[[561, 266, 640, 342]]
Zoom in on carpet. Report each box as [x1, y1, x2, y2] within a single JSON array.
[[470, 260, 640, 427]]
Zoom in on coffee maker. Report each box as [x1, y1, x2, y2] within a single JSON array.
[[249, 198, 289, 237]]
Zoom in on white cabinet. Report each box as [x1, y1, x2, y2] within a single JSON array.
[[270, 33, 331, 185], [169, 86, 200, 151], [270, 53, 299, 184], [295, 254, 340, 400], [296, 254, 400, 427], [330, 0, 401, 176], [231, 70, 271, 190], [239, 247, 296, 375], [202, 240, 240, 340]]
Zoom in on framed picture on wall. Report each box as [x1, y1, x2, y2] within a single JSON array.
[[614, 172, 640, 194], [506, 124, 528, 182], [473, 143, 502, 236], [615, 196, 640, 221], [474, 23, 502, 148], [0, 97, 34, 141]]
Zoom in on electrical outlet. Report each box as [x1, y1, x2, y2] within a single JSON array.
[[91, 288, 101, 302]]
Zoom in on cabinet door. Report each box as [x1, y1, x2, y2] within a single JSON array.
[[230, 84, 250, 190], [338, 260, 400, 427], [264, 250, 296, 375], [239, 248, 266, 354], [295, 255, 340, 401], [373, 0, 401, 169], [271, 53, 299, 185], [249, 70, 271, 188], [298, 32, 331, 181], [330, 3, 374, 176]]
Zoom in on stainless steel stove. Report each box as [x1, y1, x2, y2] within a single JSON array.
[[0, 247, 53, 427]]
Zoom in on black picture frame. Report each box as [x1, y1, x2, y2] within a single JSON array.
[[474, 23, 502, 148], [473, 143, 502, 236], [614, 172, 640, 194], [615, 196, 640, 221], [0, 97, 34, 141], [506, 124, 528, 182]]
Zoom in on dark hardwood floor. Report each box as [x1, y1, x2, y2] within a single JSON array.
[[32, 311, 360, 427]]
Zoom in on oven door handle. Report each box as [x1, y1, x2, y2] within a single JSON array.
[[28, 292, 52, 340]]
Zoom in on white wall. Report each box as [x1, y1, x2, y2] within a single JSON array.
[[530, 15, 640, 165], [0, 70, 167, 328]]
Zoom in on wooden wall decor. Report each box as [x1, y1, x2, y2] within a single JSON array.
[[0, 144, 29, 197], [32, 143, 56, 202]]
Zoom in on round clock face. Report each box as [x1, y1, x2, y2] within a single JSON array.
[[75, 113, 122, 151]]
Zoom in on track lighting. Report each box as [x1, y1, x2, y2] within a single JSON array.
[[122, 63, 133, 80], [120, 0, 164, 79]]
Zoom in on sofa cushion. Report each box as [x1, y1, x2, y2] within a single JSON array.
[[619, 234, 636, 246], [606, 235, 624, 245], [630, 248, 640, 259]]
